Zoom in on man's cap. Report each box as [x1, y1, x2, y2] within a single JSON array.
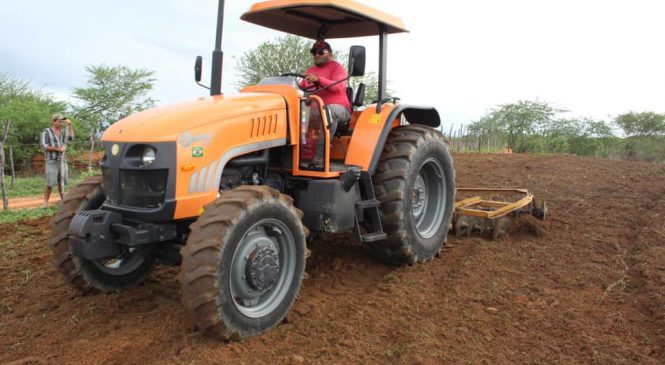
[[310, 40, 332, 52], [52, 113, 65, 121]]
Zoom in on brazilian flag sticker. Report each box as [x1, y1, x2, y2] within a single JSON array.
[[192, 147, 204, 158]]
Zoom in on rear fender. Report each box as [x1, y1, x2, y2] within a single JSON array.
[[344, 104, 441, 174]]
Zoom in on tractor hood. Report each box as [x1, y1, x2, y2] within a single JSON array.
[[102, 92, 286, 142]]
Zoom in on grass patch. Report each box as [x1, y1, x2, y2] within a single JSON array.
[[0, 206, 56, 224], [2, 175, 84, 198], [1, 170, 99, 199], [1, 175, 48, 198]]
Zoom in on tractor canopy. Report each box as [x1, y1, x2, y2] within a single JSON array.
[[242, 0, 408, 102], [241, 0, 408, 39]]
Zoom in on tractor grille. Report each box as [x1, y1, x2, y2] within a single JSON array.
[[103, 167, 168, 209], [119, 169, 168, 208], [102, 167, 114, 201]]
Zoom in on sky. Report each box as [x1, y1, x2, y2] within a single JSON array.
[[1, 0, 664, 130]]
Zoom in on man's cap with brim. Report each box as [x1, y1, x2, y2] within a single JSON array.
[[310, 40, 332, 52]]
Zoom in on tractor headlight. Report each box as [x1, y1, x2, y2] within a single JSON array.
[[141, 146, 156, 166]]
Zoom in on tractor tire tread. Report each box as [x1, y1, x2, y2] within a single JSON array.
[[179, 185, 306, 341], [368, 125, 455, 265], [49, 176, 104, 292]]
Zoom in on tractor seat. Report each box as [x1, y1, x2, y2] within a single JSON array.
[[338, 83, 366, 136], [346, 83, 366, 110]]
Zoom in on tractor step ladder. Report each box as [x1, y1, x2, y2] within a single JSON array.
[[354, 171, 387, 242]]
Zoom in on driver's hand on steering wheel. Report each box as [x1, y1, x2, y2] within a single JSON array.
[[304, 74, 319, 83]]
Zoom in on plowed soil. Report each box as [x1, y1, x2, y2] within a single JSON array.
[[1, 153, 664, 365]]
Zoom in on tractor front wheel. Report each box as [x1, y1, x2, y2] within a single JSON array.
[[179, 186, 308, 340], [370, 125, 456, 264], [49, 176, 154, 293]]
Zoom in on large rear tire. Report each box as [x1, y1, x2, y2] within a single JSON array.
[[179, 186, 308, 340], [369, 125, 455, 264], [49, 176, 154, 293]]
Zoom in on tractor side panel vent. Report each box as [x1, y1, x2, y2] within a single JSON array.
[[250, 114, 279, 139]]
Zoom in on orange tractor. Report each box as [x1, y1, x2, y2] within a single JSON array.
[[50, 0, 455, 340]]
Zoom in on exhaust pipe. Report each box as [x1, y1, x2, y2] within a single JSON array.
[[210, 0, 225, 96]]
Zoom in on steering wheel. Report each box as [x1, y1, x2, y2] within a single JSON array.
[[280, 73, 319, 93]]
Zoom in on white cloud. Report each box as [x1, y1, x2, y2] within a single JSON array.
[[1, 0, 663, 131]]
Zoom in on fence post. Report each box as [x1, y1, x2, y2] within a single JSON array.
[[448, 124, 454, 150], [1, 121, 11, 210], [88, 132, 96, 173], [457, 125, 462, 153], [9, 144, 15, 189]]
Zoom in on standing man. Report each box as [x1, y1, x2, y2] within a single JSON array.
[[300, 40, 351, 136], [41, 113, 74, 207]]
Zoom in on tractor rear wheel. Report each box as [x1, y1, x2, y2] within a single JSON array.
[[179, 186, 307, 340], [369, 125, 455, 264], [49, 176, 154, 293]]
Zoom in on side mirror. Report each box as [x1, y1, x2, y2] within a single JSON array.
[[348, 46, 365, 77], [194, 56, 203, 82]]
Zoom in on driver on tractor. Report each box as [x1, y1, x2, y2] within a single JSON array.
[[300, 40, 351, 136]]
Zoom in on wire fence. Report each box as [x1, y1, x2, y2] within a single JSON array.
[[1, 141, 104, 171], [1, 140, 104, 209], [0, 131, 102, 209], [443, 124, 508, 153], [442, 123, 663, 162]]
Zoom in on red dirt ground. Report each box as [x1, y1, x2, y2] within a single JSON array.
[[5, 196, 61, 210], [1, 153, 664, 365]]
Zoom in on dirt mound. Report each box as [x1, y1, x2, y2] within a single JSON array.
[[510, 215, 547, 237], [1, 153, 664, 364]]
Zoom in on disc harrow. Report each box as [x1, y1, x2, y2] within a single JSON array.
[[452, 188, 547, 240]]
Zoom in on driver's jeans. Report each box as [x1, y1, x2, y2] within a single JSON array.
[[326, 104, 351, 136]]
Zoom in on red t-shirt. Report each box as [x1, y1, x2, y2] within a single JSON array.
[[300, 60, 351, 112]]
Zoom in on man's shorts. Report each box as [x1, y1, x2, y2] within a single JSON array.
[[45, 159, 68, 188], [326, 104, 351, 136]]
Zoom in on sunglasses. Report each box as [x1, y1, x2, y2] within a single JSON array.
[[311, 49, 329, 56]]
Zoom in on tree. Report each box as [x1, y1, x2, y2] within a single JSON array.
[[542, 118, 582, 138], [71, 65, 156, 169], [467, 115, 504, 151], [235, 35, 386, 102], [235, 35, 313, 88], [0, 73, 30, 98], [563, 118, 617, 158], [614, 111, 665, 137], [479, 100, 561, 153], [0, 73, 68, 168], [614, 111, 665, 162], [581, 118, 614, 138]]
